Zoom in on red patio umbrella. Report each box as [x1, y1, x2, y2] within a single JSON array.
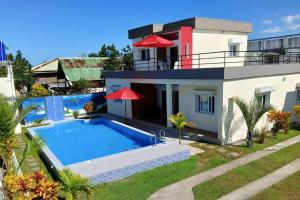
[[133, 35, 174, 48], [105, 87, 144, 121], [133, 35, 174, 69]]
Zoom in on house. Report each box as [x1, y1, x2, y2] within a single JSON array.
[[32, 57, 107, 91], [103, 17, 300, 144], [248, 33, 300, 64]]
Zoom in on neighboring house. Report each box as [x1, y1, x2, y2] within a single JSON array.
[[32, 57, 107, 90], [248, 33, 300, 64], [103, 17, 300, 144]]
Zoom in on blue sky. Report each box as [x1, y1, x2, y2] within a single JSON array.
[[1, 0, 300, 65]]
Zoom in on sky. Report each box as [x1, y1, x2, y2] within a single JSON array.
[[1, 0, 300, 65]]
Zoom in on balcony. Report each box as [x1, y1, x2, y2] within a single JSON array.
[[124, 51, 300, 71]]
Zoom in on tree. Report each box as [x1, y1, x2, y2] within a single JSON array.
[[121, 45, 133, 70], [71, 78, 90, 93], [168, 112, 194, 144], [29, 83, 49, 97], [0, 94, 37, 174], [233, 97, 272, 148], [11, 50, 34, 92], [59, 168, 93, 200]]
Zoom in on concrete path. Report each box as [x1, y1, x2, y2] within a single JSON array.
[[217, 158, 300, 200], [148, 135, 300, 200]]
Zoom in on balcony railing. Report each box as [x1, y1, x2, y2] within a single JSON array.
[[124, 51, 300, 71]]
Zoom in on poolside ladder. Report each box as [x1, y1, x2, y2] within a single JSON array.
[[159, 129, 166, 143], [150, 129, 166, 145]]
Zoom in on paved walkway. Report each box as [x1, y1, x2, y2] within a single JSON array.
[[217, 157, 300, 200], [148, 135, 300, 200]]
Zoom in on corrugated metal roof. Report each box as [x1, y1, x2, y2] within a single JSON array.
[[59, 58, 106, 81], [63, 68, 102, 81], [32, 57, 108, 73]]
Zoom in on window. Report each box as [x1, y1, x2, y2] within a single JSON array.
[[257, 93, 270, 108], [141, 49, 150, 60], [229, 44, 239, 57], [287, 37, 300, 48], [296, 89, 300, 102], [196, 95, 215, 114]]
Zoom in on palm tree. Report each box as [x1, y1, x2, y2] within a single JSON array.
[[168, 112, 194, 144], [59, 168, 94, 200], [233, 97, 272, 148], [0, 94, 35, 174]]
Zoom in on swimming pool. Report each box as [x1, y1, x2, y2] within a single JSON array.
[[33, 118, 160, 165], [28, 118, 190, 183]]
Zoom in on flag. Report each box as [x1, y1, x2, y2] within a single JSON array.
[[0, 41, 6, 61]]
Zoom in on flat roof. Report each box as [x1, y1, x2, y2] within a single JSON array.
[[249, 33, 300, 42], [103, 64, 300, 81], [128, 17, 252, 39]]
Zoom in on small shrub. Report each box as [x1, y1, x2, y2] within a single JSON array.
[[267, 110, 291, 135], [83, 102, 94, 119], [3, 170, 59, 199], [293, 105, 300, 128], [258, 126, 269, 144], [73, 110, 79, 119], [29, 83, 49, 97], [33, 119, 43, 126]]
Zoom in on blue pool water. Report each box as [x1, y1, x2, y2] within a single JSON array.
[[34, 119, 158, 165]]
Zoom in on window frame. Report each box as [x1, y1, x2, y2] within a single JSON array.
[[195, 94, 215, 114], [229, 43, 239, 57], [140, 49, 150, 61]]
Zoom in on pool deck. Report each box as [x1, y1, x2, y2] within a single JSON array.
[[27, 118, 190, 183]]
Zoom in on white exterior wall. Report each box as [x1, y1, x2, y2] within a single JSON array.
[[105, 78, 223, 137], [222, 74, 300, 143], [105, 78, 132, 118], [192, 30, 248, 68], [178, 81, 223, 135], [0, 65, 16, 100]]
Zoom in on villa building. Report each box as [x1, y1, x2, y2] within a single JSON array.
[[32, 57, 107, 91], [103, 17, 300, 144]]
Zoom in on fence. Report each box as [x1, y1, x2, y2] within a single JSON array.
[[22, 92, 106, 124]]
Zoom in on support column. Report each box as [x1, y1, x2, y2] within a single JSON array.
[[166, 84, 173, 127]]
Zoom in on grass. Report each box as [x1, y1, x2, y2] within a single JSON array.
[[249, 171, 300, 200], [84, 130, 300, 200], [15, 127, 299, 200], [14, 128, 53, 179], [192, 137, 300, 200]]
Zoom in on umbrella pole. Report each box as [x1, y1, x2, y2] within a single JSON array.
[[124, 99, 127, 124]]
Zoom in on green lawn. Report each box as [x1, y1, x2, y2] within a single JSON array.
[[249, 171, 300, 200], [14, 128, 53, 179], [192, 137, 300, 200], [17, 127, 300, 200]]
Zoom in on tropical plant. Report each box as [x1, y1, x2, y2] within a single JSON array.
[[73, 110, 79, 119], [232, 97, 272, 148], [29, 83, 49, 97], [258, 125, 269, 144], [18, 135, 45, 170], [293, 105, 300, 128], [168, 112, 194, 144], [72, 78, 90, 93], [3, 170, 59, 199], [267, 110, 291, 135], [0, 94, 35, 174], [83, 102, 94, 119], [59, 168, 93, 200]]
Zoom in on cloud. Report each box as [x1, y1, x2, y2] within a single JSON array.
[[286, 24, 300, 30], [261, 26, 281, 33], [281, 14, 300, 24], [263, 20, 272, 25]]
